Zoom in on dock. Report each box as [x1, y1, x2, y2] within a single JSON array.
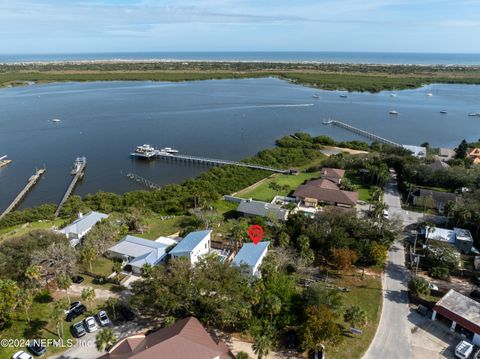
[[0, 155, 12, 169], [322, 119, 401, 147], [153, 152, 291, 174], [123, 171, 161, 190], [0, 168, 46, 220], [55, 158, 86, 217]]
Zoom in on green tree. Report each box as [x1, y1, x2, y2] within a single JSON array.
[[330, 247, 358, 269], [96, 328, 117, 351], [56, 272, 73, 303], [52, 298, 68, 338], [106, 297, 119, 321], [81, 287, 96, 310], [369, 242, 388, 265], [304, 284, 344, 312], [236, 352, 249, 359], [344, 305, 368, 328], [24, 264, 42, 290], [163, 316, 176, 327], [252, 333, 274, 359], [112, 261, 122, 279], [16, 288, 34, 322], [455, 139, 469, 159], [301, 305, 343, 355], [408, 277, 430, 296], [0, 279, 19, 328], [279, 232, 290, 247], [80, 244, 97, 272]]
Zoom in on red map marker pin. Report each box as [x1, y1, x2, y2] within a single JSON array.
[[248, 225, 264, 245]]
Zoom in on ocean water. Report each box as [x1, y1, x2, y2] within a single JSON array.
[[1, 51, 480, 65], [0, 78, 480, 211]]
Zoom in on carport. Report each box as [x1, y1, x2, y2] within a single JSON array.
[[431, 289, 480, 345]]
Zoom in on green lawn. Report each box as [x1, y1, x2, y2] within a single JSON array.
[[0, 219, 64, 241], [345, 171, 372, 202], [84, 257, 115, 277], [137, 215, 190, 239], [327, 272, 383, 359], [237, 172, 320, 202]]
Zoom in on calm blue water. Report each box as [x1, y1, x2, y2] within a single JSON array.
[[1, 78, 480, 211], [1, 52, 480, 65]]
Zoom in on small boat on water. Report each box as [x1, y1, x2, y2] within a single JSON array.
[[70, 157, 86, 175], [312, 94, 320, 99], [440, 110, 447, 114], [339, 94, 348, 98], [469, 112, 480, 117], [389, 110, 399, 115], [131, 144, 157, 159], [426, 93, 433, 97], [390, 93, 397, 97], [51, 118, 61, 123]]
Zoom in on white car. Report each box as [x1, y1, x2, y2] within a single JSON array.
[[84, 316, 98, 332], [96, 310, 111, 327], [428, 283, 439, 291], [12, 351, 33, 359], [383, 210, 389, 219]]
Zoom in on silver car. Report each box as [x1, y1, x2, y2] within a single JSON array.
[[96, 310, 111, 327], [84, 316, 98, 332]]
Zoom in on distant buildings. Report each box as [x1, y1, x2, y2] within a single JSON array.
[[99, 316, 233, 359], [468, 148, 480, 165], [432, 290, 480, 346], [170, 230, 212, 265], [236, 199, 289, 221], [232, 241, 270, 278], [425, 226, 475, 254], [56, 211, 108, 247], [107, 235, 176, 275], [427, 159, 450, 172], [293, 168, 358, 208], [402, 145, 427, 158], [437, 148, 455, 162]]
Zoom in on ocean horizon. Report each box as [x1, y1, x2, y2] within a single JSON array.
[[1, 51, 480, 65]]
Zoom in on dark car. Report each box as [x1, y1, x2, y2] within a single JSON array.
[[470, 290, 480, 300], [71, 322, 87, 338], [66, 304, 87, 322], [119, 306, 135, 321], [27, 340, 46, 356], [71, 275, 84, 284]]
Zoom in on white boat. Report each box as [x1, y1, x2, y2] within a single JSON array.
[[312, 94, 320, 99], [70, 157, 86, 175], [162, 147, 179, 154], [339, 94, 348, 98], [390, 93, 397, 97], [131, 144, 157, 159], [469, 112, 480, 117], [389, 110, 399, 115], [426, 93, 433, 97], [51, 118, 61, 123], [440, 110, 447, 114]]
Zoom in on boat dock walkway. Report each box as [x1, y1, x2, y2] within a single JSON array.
[[0, 168, 46, 220], [55, 162, 86, 217], [323, 119, 401, 147], [123, 171, 161, 190], [153, 152, 290, 174]]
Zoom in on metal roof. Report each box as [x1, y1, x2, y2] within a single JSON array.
[[232, 241, 270, 268], [237, 200, 288, 220], [109, 235, 168, 268], [58, 211, 108, 236], [170, 230, 211, 255]]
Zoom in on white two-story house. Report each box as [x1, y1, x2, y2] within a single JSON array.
[[169, 230, 211, 265]]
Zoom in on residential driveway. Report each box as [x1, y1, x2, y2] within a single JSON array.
[[363, 173, 413, 359]]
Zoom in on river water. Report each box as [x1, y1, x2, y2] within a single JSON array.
[[0, 78, 479, 210]]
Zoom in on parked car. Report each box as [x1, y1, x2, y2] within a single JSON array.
[[96, 310, 111, 327], [383, 210, 389, 219], [455, 340, 474, 359], [428, 283, 439, 291], [66, 304, 87, 322], [71, 322, 87, 338], [27, 341, 46, 356], [470, 290, 480, 300], [64, 301, 82, 314], [11, 351, 33, 359], [84, 316, 98, 332], [71, 275, 84, 284], [119, 306, 135, 321]]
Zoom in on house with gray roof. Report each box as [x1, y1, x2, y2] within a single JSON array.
[[237, 199, 289, 221], [107, 235, 176, 274], [232, 241, 270, 278], [170, 230, 212, 265], [57, 211, 108, 247]]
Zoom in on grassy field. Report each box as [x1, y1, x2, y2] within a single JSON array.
[[327, 271, 383, 359], [137, 215, 191, 239], [0, 219, 64, 241], [345, 171, 372, 202], [236, 172, 320, 202]]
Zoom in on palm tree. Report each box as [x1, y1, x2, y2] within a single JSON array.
[[56, 273, 73, 303], [253, 333, 273, 359], [80, 244, 97, 273], [81, 287, 96, 310], [106, 297, 119, 321], [344, 305, 367, 328], [112, 261, 122, 279], [52, 299, 68, 338], [96, 328, 117, 351], [16, 288, 34, 322], [25, 264, 42, 289]]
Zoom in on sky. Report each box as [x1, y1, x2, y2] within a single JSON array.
[[0, 0, 480, 54]]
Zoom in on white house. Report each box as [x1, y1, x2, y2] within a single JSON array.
[[56, 211, 108, 247], [169, 230, 211, 265], [232, 241, 270, 277], [107, 235, 176, 275]]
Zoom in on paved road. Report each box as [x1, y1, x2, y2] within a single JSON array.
[[363, 173, 413, 359]]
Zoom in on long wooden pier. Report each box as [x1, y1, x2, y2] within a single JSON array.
[[0, 168, 46, 220], [154, 152, 290, 174], [323, 119, 401, 147], [55, 161, 86, 217], [124, 171, 161, 190]]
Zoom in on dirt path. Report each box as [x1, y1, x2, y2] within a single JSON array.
[[230, 174, 276, 197]]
